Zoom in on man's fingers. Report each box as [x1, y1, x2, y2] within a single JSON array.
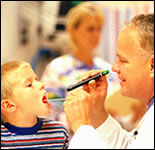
[[79, 70, 104, 82], [66, 88, 88, 101], [83, 84, 89, 92], [88, 80, 96, 94]]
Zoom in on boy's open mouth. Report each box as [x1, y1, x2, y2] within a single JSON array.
[[42, 94, 48, 104]]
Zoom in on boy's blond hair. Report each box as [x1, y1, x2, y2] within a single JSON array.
[[1, 60, 31, 123]]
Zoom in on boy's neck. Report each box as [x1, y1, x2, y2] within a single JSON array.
[[5, 114, 38, 128]]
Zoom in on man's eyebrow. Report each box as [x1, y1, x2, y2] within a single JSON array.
[[116, 53, 121, 57], [116, 53, 125, 59]]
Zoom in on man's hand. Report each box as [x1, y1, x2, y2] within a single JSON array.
[[63, 70, 109, 133]]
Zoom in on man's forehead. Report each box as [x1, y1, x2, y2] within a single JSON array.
[[118, 25, 142, 50], [119, 23, 140, 39]]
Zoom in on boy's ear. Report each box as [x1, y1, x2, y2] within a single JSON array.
[[1, 99, 16, 113]]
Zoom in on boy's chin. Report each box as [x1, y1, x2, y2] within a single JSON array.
[[44, 109, 51, 116], [38, 112, 51, 118], [39, 108, 51, 117]]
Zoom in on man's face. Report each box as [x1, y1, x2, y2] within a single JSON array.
[[112, 24, 151, 102]]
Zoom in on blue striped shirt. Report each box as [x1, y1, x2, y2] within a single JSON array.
[[1, 118, 69, 149]]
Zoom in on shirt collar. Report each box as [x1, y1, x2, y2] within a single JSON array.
[[70, 54, 100, 70], [147, 96, 154, 112], [4, 118, 42, 135]]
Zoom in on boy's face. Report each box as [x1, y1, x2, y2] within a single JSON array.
[[10, 66, 51, 117]]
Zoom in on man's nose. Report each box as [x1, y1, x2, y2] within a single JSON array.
[[112, 59, 120, 73]]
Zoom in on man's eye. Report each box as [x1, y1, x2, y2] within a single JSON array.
[[119, 59, 127, 63]]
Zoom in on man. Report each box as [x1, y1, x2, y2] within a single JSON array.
[[63, 14, 154, 149]]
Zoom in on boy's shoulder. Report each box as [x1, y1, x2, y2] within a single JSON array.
[[40, 118, 67, 130], [1, 124, 8, 131], [1, 124, 11, 136], [40, 118, 69, 137]]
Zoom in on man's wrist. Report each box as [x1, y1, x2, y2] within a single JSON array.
[[93, 110, 108, 129]]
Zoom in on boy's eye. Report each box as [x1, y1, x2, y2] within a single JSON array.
[[26, 83, 32, 87]]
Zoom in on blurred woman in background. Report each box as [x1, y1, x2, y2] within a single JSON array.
[[41, 2, 119, 99], [41, 2, 120, 139]]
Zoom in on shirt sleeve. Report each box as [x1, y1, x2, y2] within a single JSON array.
[[96, 115, 133, 149], [68, 115, 133, 149], [68, 125, 108, 149]]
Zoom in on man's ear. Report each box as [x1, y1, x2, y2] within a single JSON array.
[[1, 99, 16, 113], [149, 54, 154, 78]]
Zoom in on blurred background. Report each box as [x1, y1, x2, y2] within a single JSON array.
[[1, 1, 154, 135], [2, 1, 154, 69]]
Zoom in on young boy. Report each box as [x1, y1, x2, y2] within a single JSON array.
[[1, 60, 69, 149]]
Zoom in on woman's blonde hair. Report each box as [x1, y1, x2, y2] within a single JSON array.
[[66, 2, 104, 31], [66, 2, 104, 48], [1, 60, 31, 123]]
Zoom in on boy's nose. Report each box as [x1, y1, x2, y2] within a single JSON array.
[[40, 82, 45, 90]]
